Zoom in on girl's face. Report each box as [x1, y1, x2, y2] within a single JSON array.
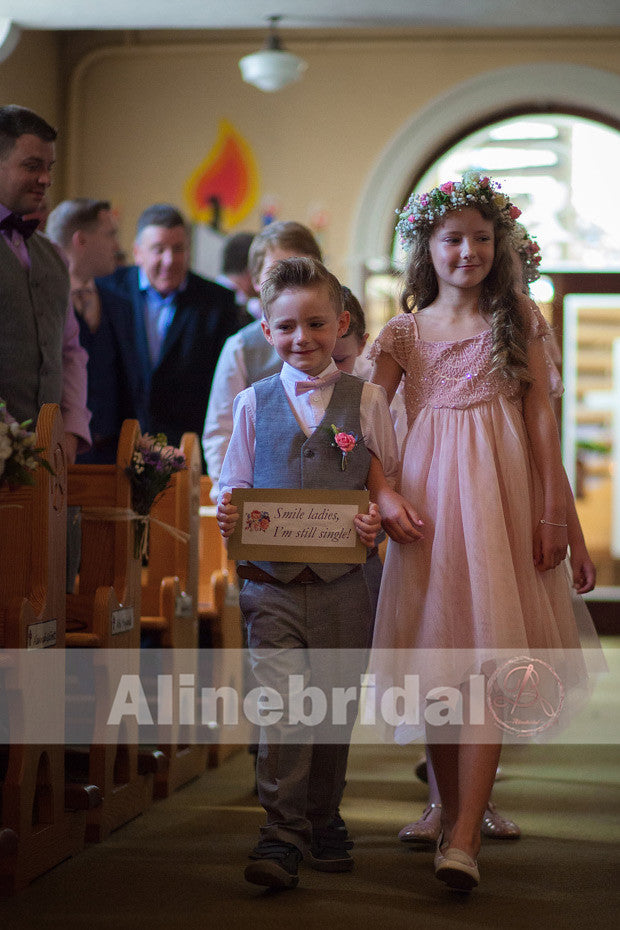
[[429, 208, 495, 293]]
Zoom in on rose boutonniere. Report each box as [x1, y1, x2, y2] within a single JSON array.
[[329, 424, 357, 471]]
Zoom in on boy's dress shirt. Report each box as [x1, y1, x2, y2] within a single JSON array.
[[219, 360, 399, 498]]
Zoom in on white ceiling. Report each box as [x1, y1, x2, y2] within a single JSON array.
[[2, 0, 620, 32]]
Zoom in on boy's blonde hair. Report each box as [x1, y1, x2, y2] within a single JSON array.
[[248, 221, 322, 281], [261, 257, 344, 319]]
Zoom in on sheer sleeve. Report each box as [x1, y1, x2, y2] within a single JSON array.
[[367, 313, 416, 371], [524, 299, 564, 398]]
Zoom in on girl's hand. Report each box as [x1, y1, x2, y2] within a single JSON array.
[[376, 488, 424, 544], [533, 520, 568, 572], [569, 544, 596, 594], [354, 502, 381, 549], [216, 491, 239, 539]]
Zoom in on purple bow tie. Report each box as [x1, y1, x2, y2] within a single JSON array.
[[0, 213, 40, 241], [294, 370, 342, 395]]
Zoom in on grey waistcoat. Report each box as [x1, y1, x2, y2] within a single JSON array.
[[241, 320, 281, 385], [0, 233, 69, 423], [252, 372, 370, 582]]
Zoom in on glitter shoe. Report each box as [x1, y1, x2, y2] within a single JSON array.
[[398, 803, 442, 847]]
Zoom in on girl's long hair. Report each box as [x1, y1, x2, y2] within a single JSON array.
[[400, 207, 532, 387]]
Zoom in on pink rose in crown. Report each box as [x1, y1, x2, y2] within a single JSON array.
[[509, 205, 522, 220], [334, 432, 356, 453], [480, 176, 490, 188], [439, 182, 455, 194]]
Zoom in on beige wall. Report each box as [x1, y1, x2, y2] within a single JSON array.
[[0, 30, 63, 171], [3, 30, 620, 282]]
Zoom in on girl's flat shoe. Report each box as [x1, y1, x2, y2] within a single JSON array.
[[398, 803, 442, 846], [435, 846, 480, 891], [481, 802, 521, 839]]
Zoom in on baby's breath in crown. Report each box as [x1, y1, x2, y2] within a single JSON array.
[[396, 170, 522, 251], [510, 222, 542, 284]]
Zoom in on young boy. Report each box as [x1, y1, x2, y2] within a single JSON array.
[[217, 258, 399, 890], [202, 221, 322, 502]]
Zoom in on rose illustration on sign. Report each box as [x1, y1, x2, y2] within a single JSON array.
[[245, 509, 271, 532]]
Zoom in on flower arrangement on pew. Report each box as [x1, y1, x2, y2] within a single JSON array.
[[126, 433, 186, 558], [0, 399, 53, 490]]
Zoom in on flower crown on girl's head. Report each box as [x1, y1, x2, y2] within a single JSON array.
[[510, 222, 542, 284], [396, 170, 522, 251]]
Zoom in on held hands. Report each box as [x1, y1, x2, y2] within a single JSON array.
[[375, 488, 424, 544], [533, 520, 568, 572], [216, 491, 239, 539], [354, 502, 382, 549]]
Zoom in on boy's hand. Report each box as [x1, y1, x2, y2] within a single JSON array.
[[376, 488, 424, 544], [354, 502, 381, 549], [217, 491, 239, 539]]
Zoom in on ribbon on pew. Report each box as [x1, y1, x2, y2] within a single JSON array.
[[80, 507, 190, 559]]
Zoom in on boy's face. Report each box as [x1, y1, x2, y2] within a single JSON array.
[[333, 332, 368, 374], [262, 284, 349, 377]]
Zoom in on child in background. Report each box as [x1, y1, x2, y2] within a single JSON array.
[[368, 171, 601, 891], [217, 257, 400, 890]]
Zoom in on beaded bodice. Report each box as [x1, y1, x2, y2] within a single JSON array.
[[369, 312, 527, 426]]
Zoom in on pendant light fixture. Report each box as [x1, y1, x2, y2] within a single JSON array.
[[239, 15, 307, 93]]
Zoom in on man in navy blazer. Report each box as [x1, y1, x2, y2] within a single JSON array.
[[97, 204, 238, 467]]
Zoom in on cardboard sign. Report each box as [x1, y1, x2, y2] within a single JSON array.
[[227, 488, 369, 564]]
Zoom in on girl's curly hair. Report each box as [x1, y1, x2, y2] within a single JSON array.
[[400, 205, 531, 387]]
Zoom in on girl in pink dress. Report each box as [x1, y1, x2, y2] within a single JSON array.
[[368, 171, 601, 891]]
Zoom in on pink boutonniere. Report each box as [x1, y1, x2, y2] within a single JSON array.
[[329, 424, 357, 471]]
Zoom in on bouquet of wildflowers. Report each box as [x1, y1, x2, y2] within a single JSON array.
[[126, 433, 185, 557], [0, 399, 53, 490]]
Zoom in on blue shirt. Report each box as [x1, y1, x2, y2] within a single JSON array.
[[138, 268, 187, 367]]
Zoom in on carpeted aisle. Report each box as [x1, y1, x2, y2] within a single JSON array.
[[0, 644, 618, 930]]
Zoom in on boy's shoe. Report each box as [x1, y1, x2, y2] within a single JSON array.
[[327, 809, 354, 849], [308, 825, 354, 872], [244, 840, 302, 889]]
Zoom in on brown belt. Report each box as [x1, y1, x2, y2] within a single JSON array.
[[237, 564, 320, 584], [237, 550, 377, 586]]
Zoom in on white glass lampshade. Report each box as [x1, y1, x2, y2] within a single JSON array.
[[239, 48, 307, 93]]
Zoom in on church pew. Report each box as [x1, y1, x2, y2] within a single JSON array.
[[65, 419, 158, 842], [0, 404, 98, 895], [197, 478, 246, 767], [140, 432, 208, 797]]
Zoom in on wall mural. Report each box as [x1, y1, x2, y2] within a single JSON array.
[[184, 119, 259, 231]]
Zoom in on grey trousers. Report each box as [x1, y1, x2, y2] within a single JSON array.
[[239, 566, 373, 851]]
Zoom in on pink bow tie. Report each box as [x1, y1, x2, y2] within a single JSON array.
[[294, 370, 341, 395]]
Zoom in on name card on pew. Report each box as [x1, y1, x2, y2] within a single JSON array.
[[111, 606, 134, 635], [27, 618, 57, 649], [175, 593, 194, 619]]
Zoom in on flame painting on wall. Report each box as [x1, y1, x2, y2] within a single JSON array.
[[184, 119, 259, 229]]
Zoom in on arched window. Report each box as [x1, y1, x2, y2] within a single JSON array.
[[363, 108, 620, 594]]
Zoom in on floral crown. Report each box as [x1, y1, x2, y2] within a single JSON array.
[[510, 222, 542, 284], [396, 170, 522, 251]]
